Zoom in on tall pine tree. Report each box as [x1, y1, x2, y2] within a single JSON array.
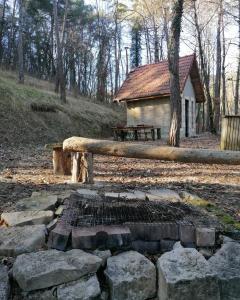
[[130, 23, 142, 69]]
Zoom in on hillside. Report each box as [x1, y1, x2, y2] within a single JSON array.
[[0, 70, 125, 147]]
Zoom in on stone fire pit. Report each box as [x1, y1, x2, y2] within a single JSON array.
[[48, 191, 200, 252], [0, 187, 239, 300]]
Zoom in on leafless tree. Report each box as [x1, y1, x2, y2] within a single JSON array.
[[18, 0, 24, 84], [168, 0, 184, 147]]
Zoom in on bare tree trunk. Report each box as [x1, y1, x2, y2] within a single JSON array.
[[114, 1, 120, 94], [18, 0, 24, 84], [53, 0, 68, 103], [221, 0, 226, 117], [235, 0, 240, 115], [193, 0, 215, 133], [7, 0, 17, 68], [0, 0, 7, 64], [214, 2, 222, 133], [154, 23, 159, 63], [168, 0, 184, 147]]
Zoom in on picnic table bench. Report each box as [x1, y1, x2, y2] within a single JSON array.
[[112, 125, 161, 141]]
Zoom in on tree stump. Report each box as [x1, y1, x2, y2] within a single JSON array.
[[53, 148, 71, 175], [71, 152, 94, 184], [71, 152, 81, 183], [79, 152, 94, 184]]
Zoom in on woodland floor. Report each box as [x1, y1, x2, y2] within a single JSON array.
[[0, 133, 239, 226]]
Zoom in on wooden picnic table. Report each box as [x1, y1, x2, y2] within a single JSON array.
[[112, 125, 161, 141]]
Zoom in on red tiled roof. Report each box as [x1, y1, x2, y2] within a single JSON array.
[[114, 54, 205, 103]]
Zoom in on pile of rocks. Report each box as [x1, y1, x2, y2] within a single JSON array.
[[1, 238, 240, 299], [0, 188, 239, 300]]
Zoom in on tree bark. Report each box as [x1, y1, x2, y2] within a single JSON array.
[[53, 149, 71, 175], [235, 0, 240, 115], [221, 0, 227, 117], [154, 23, 159, 63], [63, 137, 240, 165], [214, 2, 222, 133], [79, 152, 94, 184], [0, 0, 7, 64], [53, 0, 68, 103], [193, 0, 215, 133], [167, 0, 184, 147], [18, 0, 24, 84], [71, 152, 81, 183]]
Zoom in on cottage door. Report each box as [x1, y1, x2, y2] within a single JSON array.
[[185, 99, 189, 137]]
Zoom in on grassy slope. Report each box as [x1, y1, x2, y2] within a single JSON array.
[[0, 70, 125, 146]]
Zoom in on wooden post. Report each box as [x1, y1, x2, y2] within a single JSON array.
[[71, 152, 81, 183], [79, 152, 94, 184], [53, 148, 71, 175]]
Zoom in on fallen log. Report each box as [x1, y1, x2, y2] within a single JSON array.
[[63, 137, 240, 165]]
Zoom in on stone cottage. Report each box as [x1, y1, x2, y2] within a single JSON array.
[[114, 54, 205, 138]]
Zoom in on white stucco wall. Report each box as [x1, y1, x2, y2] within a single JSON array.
[[126, 75, 197, 139], [181, 76, 197, 137], [127, 97, 171, 138]]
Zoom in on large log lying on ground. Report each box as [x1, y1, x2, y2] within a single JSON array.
[[63, 137, 240, 165]]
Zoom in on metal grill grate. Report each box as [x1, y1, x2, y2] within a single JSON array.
[[58, 193, 195, 228]]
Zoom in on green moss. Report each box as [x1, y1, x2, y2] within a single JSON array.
[[185, 198, 214, 208], [185, 196, 240, 231]]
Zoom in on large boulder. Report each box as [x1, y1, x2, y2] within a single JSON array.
[[57, 275, 101, 300], [209, 241, 240, 300], [92, 249, 111, 267], [157, 247, 220, 300], [21, 288, 57, 300], [146, 189, 181, 202], [0, 264, 10, 300], [13, 249, 102, 292], [16, 195, 59, 211], [104, 251, 156, 300], [1, 210, 53, 226], [0, 225, 46, 256]]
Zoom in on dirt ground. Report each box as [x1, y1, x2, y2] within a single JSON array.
[[0, 133, 239, 224]]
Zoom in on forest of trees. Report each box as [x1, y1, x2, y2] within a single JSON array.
[[0, 0, 239, 136]]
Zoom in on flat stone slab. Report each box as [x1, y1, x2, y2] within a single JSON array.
[[72, 225, 131, 250], [105, 251, 156, 300], [126, 222, 179, 241], [92, 249, 111, 266], [1, 211, 53, 226], [0, 265, 10, 300], [48, 223, 72, 251], [76, 189, 100, 200], [196, 228, 215, 247], [157, 247, 220, 300], [58, 275, 101, 300], [146, 189, 181, 202], [105, 192, 120, 199], [0, 225, 46, 256], [119, 192, 146, 200], [16, 195, 59, 211], [13, 249, 102, 291], [209, 241, 240, 300]]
